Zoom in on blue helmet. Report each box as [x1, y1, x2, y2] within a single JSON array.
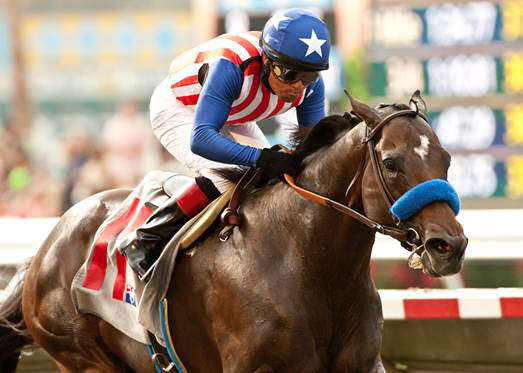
[[260, 8, 330, 72]]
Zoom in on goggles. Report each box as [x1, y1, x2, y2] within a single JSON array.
[[270, 60, 320, 85]]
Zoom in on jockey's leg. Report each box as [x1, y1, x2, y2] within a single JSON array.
[[149, 79, 270, 193], [120, 80, 271, 278], [120, 175, 220, 277]]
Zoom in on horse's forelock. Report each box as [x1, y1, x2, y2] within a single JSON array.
[[377, 103, 410, 112]]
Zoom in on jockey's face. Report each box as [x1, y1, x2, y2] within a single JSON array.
[[263, 55, 309, 103]]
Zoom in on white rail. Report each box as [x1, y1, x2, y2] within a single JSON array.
[[0, 218, 58, 265], [3, 285, 522, 320], [379, 287, 523, 319], [0, 209, 521, 266]]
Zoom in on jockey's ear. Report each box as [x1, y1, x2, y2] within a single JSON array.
[[344, 90, 381, 128], [409, 90, 427, 117]]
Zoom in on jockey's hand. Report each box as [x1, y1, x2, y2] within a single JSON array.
[[256, 148, 301, 178]]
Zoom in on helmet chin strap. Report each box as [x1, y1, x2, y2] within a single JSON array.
[[261, 59, 276, 95]]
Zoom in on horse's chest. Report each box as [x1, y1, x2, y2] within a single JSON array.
[[208, 243, 381, 369]]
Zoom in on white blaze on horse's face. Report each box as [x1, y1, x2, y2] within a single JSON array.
[[414, 135, 430, 160]]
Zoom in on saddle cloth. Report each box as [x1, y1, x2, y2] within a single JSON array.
[[71, 170, 232, 345]]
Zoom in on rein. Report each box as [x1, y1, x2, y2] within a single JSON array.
[[282, 173, 410, 242], [281, 108, 429, 249]]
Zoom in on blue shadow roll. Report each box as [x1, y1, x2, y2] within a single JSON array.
[[390, 179, 461, 221]]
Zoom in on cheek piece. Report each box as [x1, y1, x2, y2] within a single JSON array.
[[390, 179, 461, 222]]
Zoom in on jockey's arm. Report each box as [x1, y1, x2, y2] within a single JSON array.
[[191, 59, 262, 167], [296, 76, 326, 128]]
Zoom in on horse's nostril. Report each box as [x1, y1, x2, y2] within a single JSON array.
[[426, 238, 452, 254]]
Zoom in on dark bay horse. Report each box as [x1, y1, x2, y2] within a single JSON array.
[[0, 92, 467, 372]]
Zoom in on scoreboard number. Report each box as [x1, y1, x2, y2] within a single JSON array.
[[448, 154, 498, 198]]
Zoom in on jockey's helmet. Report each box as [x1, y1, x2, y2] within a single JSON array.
[[260, 8, 330, 72]]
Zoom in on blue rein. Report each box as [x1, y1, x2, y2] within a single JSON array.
[[390, 179, 460, 222]]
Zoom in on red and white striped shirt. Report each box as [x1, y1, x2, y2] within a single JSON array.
[[168, 32, 306, 125]]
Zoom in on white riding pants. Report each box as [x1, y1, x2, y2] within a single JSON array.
[[149, 78, 271, 193]]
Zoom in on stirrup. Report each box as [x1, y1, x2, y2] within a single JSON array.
[[120, 238, 154, 279]]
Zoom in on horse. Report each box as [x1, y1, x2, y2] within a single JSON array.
[[0, 91, 467, 373]]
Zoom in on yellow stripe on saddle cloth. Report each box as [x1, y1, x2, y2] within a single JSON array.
[[179, 187, 234, 250]]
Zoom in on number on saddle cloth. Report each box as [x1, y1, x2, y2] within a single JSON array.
[[390, 179, 461, 222]]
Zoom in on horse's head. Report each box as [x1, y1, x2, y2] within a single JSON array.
[[349, 91, 467, 277]]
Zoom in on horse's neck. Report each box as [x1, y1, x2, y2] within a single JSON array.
[[265, 125, 376, 284], [299, 126, 365, 198]]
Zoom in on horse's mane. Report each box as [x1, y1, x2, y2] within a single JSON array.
[[292, 113, 361, 157], [216, 113, 360, 183]]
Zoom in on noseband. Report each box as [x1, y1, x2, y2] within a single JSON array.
[[283, 108, 429, 251]]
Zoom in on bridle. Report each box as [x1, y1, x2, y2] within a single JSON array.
[[283, 105, 429, 252]]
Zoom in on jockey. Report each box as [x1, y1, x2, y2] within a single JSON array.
[[120, 8, 331, 277]]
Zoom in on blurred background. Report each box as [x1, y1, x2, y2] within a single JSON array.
[[1, 0, 522, 290]]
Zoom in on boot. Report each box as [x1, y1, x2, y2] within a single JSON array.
[[120, 176, 221, 278]]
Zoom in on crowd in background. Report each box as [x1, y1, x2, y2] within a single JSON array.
[[1, 116, 59, 217], [0, 100, 185, 217]]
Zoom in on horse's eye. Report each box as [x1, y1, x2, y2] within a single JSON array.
[[383, 158, 397, 172]]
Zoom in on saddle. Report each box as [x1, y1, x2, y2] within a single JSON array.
[[163, 167, 263, 250]]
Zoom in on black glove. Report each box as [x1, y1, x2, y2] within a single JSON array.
[[256, 148, 301, 178]]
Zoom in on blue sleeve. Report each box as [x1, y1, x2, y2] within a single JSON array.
[[190, 58, 262, 167], [296, 76, 326, 128]]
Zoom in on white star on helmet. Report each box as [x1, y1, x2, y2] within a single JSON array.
[[299, 29, 327, 57], [268, 12, 291, 31]]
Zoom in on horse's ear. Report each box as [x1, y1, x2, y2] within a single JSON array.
[[344, 90, 381, 128], [409, 90, 427, 117]]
